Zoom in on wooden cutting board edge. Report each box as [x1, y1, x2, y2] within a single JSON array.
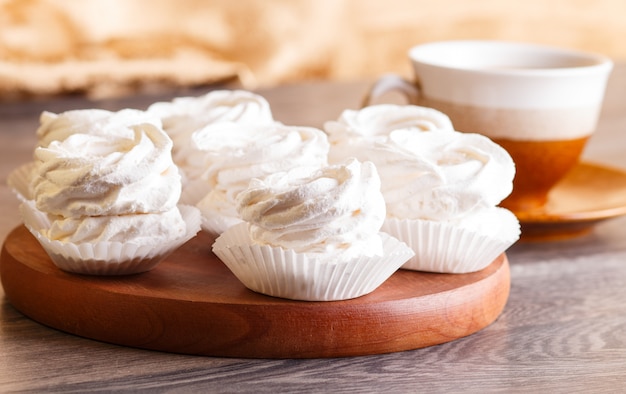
[[1, 225, 510, 359]]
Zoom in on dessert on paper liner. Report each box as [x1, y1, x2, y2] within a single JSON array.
[[324, 104, 520, 274], [9, 108, 201, 275], [7, 90, 519, 300], [212, 158, 415, 301]]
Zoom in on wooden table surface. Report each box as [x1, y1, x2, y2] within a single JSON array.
[[2, 66, 626, 393]]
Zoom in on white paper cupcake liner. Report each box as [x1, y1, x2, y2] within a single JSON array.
[[212, 222, 415, 301], [20, 202, 202, 276], [382, 208, 520, 274], [7, 162, 37, 202]]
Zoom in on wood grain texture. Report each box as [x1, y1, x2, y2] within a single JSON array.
[[1, 225, 510, 358], [1, 66, 626, 392]]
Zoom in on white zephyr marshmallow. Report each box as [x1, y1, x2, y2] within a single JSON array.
[[146, 90, 276, 196], [324, 104, 454, 163], [36, 108, 162, 148], [195, 123, 329, 233], [32, 121, 181, 218], [360, 128, 515, 225], [236, 158, 387, 259]]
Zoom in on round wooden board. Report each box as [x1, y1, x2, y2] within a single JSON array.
[[1, 226, 510, 359]]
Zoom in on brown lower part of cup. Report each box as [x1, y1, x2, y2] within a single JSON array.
[[414, 97, 596, 212], [493, 137, 589, 212]]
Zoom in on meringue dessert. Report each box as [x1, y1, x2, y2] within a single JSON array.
[[195, 122, 330, 235], [324, 103, 454, 164], [13, 108, 201, 275], [36, 108, 161, 148], [364, 128, 520, 273], [324, 103, 519, 273], [147, 89, 277, 204], [212, 158, 414, 301]]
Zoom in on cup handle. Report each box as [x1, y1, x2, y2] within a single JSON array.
[[361, 74, 420, 107]]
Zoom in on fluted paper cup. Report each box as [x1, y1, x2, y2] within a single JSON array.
[[382, 208, 520, 273], [212, 222, 415, 301], [20, 202, 202, 276]]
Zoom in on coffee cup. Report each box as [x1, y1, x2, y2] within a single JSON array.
[[364, 40, 613, 212]]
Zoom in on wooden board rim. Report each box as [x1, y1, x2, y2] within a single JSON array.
[[1, 225, 510, 358]]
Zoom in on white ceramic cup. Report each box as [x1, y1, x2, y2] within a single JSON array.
[[364, 40, 613, 212]]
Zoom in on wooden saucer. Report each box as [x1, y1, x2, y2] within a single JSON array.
[[516, 162, 626, 241], [1, 225, 510, 358]]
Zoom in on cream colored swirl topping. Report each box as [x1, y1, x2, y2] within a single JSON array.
[[148, 89, 274, 134], [325, 104, 454, 138], [147, 90, 276, 185], [358, 129, 515, 222], [44, 207, 186, 244], [36, 109, 162, 148], [196, 123, 329, 224], [32, 121, 181, 218], [195, 124, 329, 188], [236, 158, 386, 258], [324, 104, 454, 163]]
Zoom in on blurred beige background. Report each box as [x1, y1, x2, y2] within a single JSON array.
[[1, 0, 625, 99]]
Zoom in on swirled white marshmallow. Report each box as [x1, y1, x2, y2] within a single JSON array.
[[43, 207, 187, 244], [32, 122, 181, 217], [324, 104, 454, 163], [195, 123, 329, 233], [359, 129, 515, 222], [147, 90, 276, 199], [36, 109, 162, 148], [236, 158, 386, 259]]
